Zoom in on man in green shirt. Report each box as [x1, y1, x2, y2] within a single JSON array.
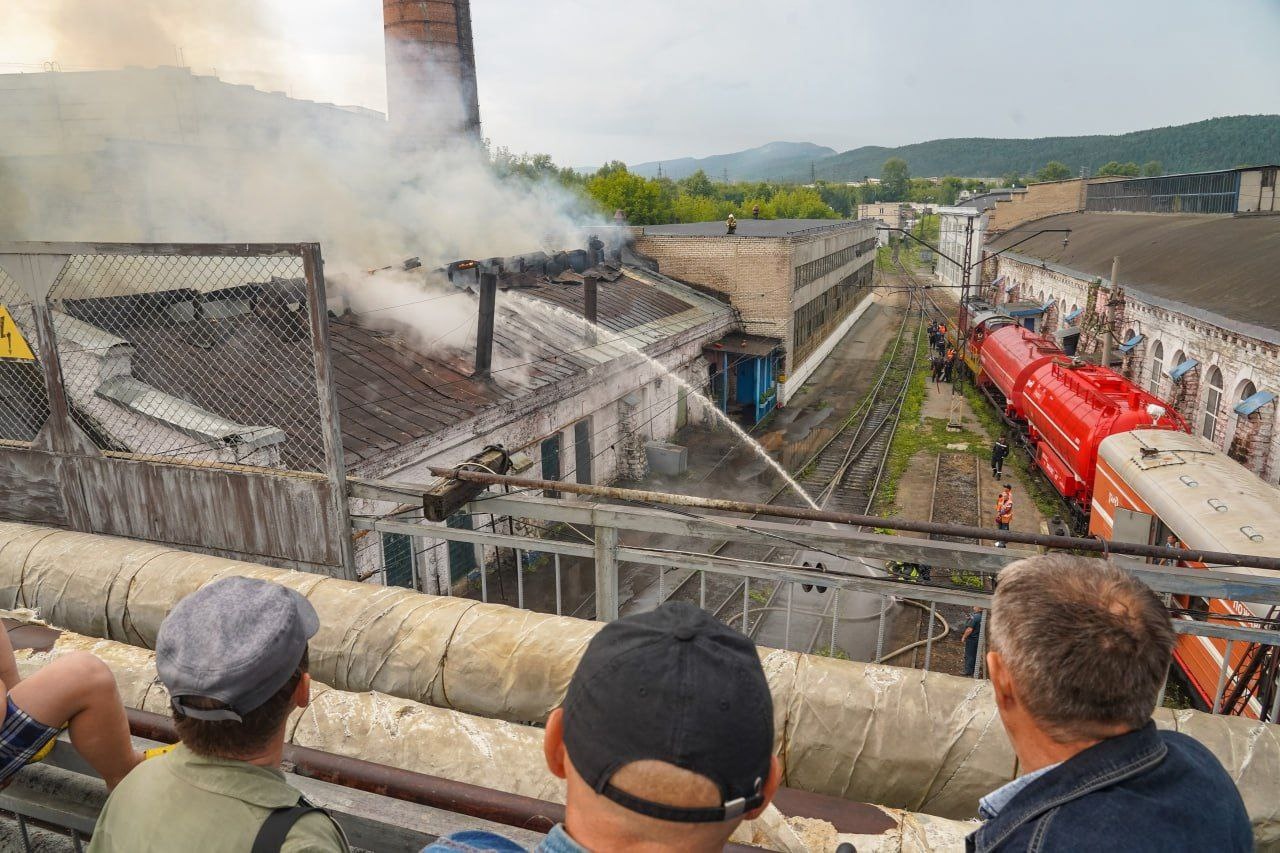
[[88, 577, 348, 852]]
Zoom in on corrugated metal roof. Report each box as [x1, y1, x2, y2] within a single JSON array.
[[60, 263, 729, 469], [987, 212, 1280, 342]]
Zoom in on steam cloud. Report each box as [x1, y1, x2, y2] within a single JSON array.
[[0, 5, 600, 307]]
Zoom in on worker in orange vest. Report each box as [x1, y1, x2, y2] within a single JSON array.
[[994, 484, 1013, 548]]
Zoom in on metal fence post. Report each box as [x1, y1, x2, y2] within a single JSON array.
[[1212, 640, 1233, 714], [302, 244, 357, 580], [593, 524, 619, 622]]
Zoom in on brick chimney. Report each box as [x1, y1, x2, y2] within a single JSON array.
[[383, 0, 481, 141]]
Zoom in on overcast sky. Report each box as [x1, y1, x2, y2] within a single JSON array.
[[3, 0, 1278, 167]]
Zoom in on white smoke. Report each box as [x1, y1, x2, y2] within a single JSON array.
[[0, 3, 603, 343]]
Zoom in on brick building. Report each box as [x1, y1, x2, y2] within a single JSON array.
[[984, 211, 1280, 483], [634, 219, 877, 404]]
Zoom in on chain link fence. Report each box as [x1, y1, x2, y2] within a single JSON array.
[[0, 248, 331, 473]]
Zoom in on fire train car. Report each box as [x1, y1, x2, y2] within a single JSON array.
[[971, 321, 1188, 519], [1092, 429, 1280, 720]]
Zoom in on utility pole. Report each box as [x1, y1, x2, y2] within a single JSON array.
[[1101, 256, 1119, 367], [722, 167, 729, 184], [811, 162, 817, 184], [657, 162, 664, 179]]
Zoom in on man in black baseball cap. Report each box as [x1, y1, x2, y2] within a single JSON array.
[[89, 577, 348, 852]]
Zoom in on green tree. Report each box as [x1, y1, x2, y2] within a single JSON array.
[[1142, 160, 1163, 177], [1096, 161, 1141, 177], [769, 187, 839, 219], [586, 168, 674, 225], [881, 158, 911, 201], [938, 176, 965, 205], [1034, 161, 1072, 182], [678, 169, 717, 198]]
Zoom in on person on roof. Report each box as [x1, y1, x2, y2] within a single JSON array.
[[88, 578, 349, 853], [421, 602, 781, 852], [968, 555, 1250, 852], [726, 214, 738, 235], [752, 204, 761, 220], [0, 619, 143, 793]]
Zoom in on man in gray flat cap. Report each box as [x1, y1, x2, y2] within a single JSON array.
[[88, 576, 348, 852]]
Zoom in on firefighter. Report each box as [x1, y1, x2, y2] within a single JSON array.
[[726, 214, 738, 235], [943, 347, 957, 382], [991, 434, 1010, 478], [752, 204, 761, 220], [994, 484, 1014, 548]]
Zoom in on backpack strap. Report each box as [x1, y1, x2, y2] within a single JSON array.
[[251, 801, 331, 853]]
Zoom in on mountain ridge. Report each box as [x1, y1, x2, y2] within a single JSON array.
[[610, 116, 1280, 183]]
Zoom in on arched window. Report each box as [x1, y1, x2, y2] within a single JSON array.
[[1202, 367, 1224, 441], [1239, 380, 1258, 405], [1148, 341, 1164, 396]]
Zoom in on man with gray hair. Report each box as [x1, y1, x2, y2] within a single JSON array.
[[968, 554, 1251, 852]]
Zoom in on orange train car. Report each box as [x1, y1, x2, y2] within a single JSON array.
[[1091, 429, 1280, 720]]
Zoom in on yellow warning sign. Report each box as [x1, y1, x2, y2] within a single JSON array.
[[0, 306, 35, 361]]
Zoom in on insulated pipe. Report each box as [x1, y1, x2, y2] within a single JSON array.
[[421, 466, 1280, 571], [18, 627, 970, 852], [1, 522, 1277, 840]]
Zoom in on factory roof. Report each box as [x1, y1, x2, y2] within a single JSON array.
[[54, 260, 730, 469], [642, 219, 868, 239], [987, 212, 1280, 344]]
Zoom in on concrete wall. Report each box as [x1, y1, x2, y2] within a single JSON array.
[[1239, 168, 1279, 213], [858, 204, 907, 229], [991, 255, 1280, 485], [987, 179, 1087, 234], [634, 234, 794, 343], [936, 208, 986, 292]]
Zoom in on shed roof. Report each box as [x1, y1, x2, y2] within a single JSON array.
[[986, 212, 1280, 342], [58, 263, 729, 469]]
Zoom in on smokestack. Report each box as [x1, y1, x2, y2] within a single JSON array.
[[383, 0, 481, 141], [475, 272, 497, 377], [583, 275, 599, 345]]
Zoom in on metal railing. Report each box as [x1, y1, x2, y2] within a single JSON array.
[[350, 477, 1280, 719]]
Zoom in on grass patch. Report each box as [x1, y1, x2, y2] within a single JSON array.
[[748, 587, 770, 606], [957, 380, 1065, 522], [814, 645, 851, 661]]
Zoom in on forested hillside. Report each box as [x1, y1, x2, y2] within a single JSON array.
[[796, 116, 1280, 182]]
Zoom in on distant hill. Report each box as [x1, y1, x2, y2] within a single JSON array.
[[628, 141, 837, 181], [615, 117, 1280, 183]]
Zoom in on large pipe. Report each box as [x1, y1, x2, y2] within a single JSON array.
[[475, 271, 497, 377], [0, 522, 1276, 840], [19, 627, 967, 852], [383, 0, 481, 140], [583, 275, 598, 345]]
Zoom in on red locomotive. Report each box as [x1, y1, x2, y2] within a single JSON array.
[[962, 309, 1188, 524]]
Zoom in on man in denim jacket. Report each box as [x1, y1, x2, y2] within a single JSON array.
[[968, 555, 1251, 852]]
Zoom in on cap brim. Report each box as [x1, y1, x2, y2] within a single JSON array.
[[290, 589, 320, 639]]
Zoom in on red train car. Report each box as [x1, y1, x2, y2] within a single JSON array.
[[968, 316, 1188, 518], [1022, 361, 1187, 508]]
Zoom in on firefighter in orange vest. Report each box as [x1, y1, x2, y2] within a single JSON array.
[[994, 484, 1013, 548]]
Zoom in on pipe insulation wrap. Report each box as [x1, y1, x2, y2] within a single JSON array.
[[0, 522, 1276, 843], [14, 627, 976, 853]]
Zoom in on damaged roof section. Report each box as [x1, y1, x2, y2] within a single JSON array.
[[10, 254, 732, 470]]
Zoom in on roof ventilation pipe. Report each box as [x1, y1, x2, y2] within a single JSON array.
[[474, 272, 497, 378], [583, 275, 599, 346]]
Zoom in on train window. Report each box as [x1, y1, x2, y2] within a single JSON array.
[[1149, 341, 1164, 396], [1202, 367, 1224, 440], [1113, 507, 1154, 547]]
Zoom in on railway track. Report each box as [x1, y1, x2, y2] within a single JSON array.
[[650, 267, 928, 652]]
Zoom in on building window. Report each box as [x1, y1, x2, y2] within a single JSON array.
[[541, 433, 562, 498], [794, 238, 876, 290], [1202, 367, 1224, 441], [445, 513, 476, 582], [382, 532, 415, 589], [1264, 168, 1277, 189], [573, 419, 592, 485], [1148, 341, 1164, 397]]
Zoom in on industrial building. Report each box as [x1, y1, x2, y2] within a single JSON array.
[[634, 218, 877, 405]]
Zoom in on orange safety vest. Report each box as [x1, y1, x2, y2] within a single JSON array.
[[996, 494, 1013, 523]]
